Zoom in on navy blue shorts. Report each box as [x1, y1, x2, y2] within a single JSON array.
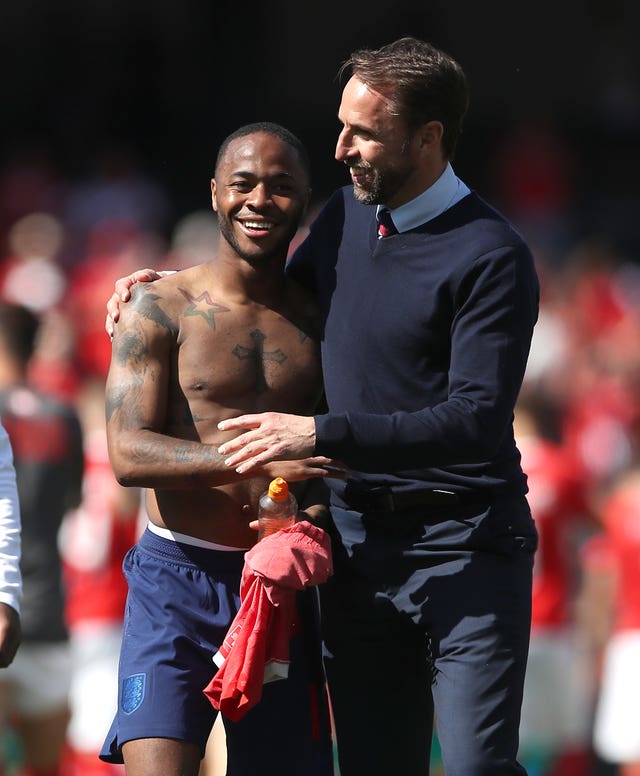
[[100, 528, 334, 776]]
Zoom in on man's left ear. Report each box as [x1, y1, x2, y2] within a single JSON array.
[[210, 178, 218, 212], [419, 121, 444, 151]]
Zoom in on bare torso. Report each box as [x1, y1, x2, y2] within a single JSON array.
[[114, 263, 323, 547]]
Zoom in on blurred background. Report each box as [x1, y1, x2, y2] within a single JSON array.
[[0, 2, 639, 775], [2, 0, 639, 256]]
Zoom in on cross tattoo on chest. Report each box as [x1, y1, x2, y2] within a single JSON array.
[[232, 329, 287, 394]]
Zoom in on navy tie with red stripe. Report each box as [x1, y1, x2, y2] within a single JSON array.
[[377, 209, 397, 238]]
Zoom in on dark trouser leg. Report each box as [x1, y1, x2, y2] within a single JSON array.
[[320, 573, 434, 776], [429, 549, 533, 776], [320, 502, 535, 776]]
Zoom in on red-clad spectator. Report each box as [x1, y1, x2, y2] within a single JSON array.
[[587, 468, 640, 775], [515, 398, 596, 776], [0, 212, 80, 402]]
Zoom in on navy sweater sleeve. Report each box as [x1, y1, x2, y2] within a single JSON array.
[[289, 188, 539, 495]]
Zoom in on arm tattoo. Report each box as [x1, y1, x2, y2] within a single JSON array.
[[114, 328, 149, 368], [129, 439, 226, 468], [105, 389, 123, 424], [105, 376, 145, 425], [128, 289, 178, 334]]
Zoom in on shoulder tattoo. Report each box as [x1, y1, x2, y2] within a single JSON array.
[[129, 287, 178, 334]]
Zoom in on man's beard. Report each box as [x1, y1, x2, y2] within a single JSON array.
[[350, 161, 410, 206]]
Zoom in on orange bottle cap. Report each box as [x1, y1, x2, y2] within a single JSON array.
[[268, 477, 289, 501]]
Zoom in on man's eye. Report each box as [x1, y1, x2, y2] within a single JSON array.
[[229, 182, 252, 192]]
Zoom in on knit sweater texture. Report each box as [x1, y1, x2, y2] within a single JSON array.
[[287, 187, 539, 503]]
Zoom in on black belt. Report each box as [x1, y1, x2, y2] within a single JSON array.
[[343, 487, 461, 513]]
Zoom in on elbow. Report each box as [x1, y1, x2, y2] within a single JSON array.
[[110, 460, 139, 488], [108, 439, 144, 488], [114, 471, 139, 488]]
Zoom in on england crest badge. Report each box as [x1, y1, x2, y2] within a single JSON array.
[[122, 673, 146, 714]]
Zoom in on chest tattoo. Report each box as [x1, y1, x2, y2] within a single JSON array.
[[232, 329, 287, 394], [179, 288, 230, 330]]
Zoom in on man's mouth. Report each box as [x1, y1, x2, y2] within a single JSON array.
[[349, 167, 370, 186], [238, 219, 275, 234]]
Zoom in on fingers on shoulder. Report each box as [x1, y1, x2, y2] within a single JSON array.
[[120, 284, 177, 335]]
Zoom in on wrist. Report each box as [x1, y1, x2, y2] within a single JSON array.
[[300, 504, 330, 529]]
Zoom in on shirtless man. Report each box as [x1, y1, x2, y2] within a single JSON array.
[[99, 123, 338, 776]]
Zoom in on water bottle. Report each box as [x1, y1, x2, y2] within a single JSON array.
[[257, 477, 297, 540]]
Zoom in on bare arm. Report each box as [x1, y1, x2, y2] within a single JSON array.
[[106, 283, 227, 487], [296, 476, 331, 529]]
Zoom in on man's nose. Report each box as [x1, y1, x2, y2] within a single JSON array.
[[247, 183, 270, 207], [335, 129, 352, 162]]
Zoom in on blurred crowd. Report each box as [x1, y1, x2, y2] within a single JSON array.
[[0, 119, 638, 776]]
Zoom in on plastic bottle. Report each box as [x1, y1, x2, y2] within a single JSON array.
[[257, 477, 297, 540]]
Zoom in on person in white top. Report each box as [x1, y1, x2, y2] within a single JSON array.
[[0, 419, 21, 668]]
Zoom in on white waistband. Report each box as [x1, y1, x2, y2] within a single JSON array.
[[146, 521, 249, 552]]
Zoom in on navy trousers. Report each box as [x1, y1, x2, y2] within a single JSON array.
[[320, 498, 537, 776]]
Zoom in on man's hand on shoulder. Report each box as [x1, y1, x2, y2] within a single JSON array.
[[105, 267, 165, 340]]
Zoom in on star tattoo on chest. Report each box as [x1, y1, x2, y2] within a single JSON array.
[[179, 288, 230, 329]]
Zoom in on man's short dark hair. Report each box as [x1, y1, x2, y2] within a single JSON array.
[[339, 37, 469, 159], [0, 303, 40, 365], [215, 122, 311, 184]]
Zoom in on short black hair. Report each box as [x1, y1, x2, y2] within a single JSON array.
[[0, 302, 40, 365], [214, 122, 311, 183]]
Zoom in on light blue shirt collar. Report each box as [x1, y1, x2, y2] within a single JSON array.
[[377, 163, 471, 233]]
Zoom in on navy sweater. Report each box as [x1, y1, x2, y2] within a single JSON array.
[[287, 187, 539, 502]]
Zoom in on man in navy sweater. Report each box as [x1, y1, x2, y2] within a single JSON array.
[[109, 38, 539, 776]]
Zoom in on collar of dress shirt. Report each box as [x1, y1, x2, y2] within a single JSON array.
[[376, 163, 471, 234]]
